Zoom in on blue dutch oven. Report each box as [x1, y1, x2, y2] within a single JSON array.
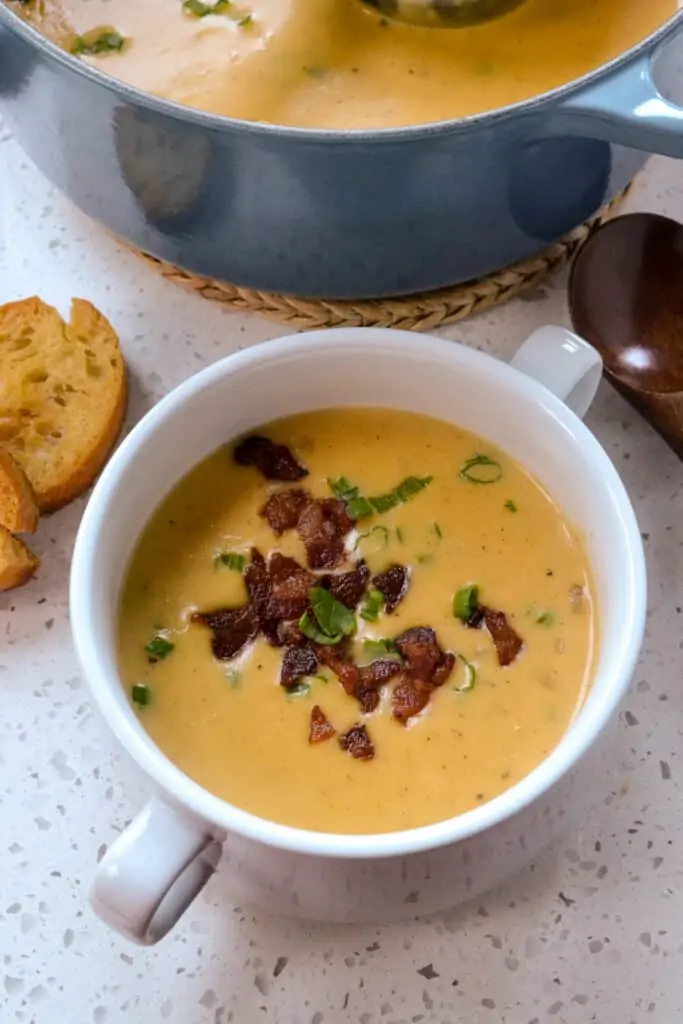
[[1, 5, 682, 298]]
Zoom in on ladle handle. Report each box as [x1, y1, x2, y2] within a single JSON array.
[[510, 326, 602, 420], [550, 42, 683, 159]]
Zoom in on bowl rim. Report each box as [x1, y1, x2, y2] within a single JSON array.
[[2, 4, 682, 142], [69, 327, 647, 859]]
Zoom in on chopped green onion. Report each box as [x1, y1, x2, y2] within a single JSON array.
[[417, 554, 433, 565], [299, 587, 356, 645], [537, 611, 555, 626], [354, 524, 389, 555], [362, 637, 400, 659], [360, 587, 385, 623], [459, 454, 503, 485], [131, 683, 151, 707], [432, 522, 443, 538], [214, 551, 246, 572], [327, 476, 358, 501], [237, 12, 254, 26], [453, 584, 479, 622], [145, 634, 175, 660], [182, 0, 230, 15], [504, 499, 518, 512], [369, 476, 433, 514], [395, 527, 405, 544], [72, 29, 127, 56], [453, 658, 476, 693], [287, 681, 311, 698]]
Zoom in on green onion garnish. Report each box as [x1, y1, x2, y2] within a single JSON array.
[[504, 499, 518, 512], [454, 657, 476, 692], [362, 637, 400, 659], [214, 551, 246, 572], [145, 634, 175, 660], [72, 29, 127, 56], [237, 12, 254, 26], [299, 587, 356, 646], [287, 681, 311, 698], [354, 524, 389, 554], [360, 587, 385, 623], [537, 611, 555, 626], [131, 683, 151, 707], [395, 527, 405, 543], [459, 454, 503, 485], [182, 0, 230, 15], [432, 522, 443, 538], [328, 475, 432, 520], [453, 584, 479, 622]]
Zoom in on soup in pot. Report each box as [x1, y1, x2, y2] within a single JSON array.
[[8, 0, 676, 127], [118, 408, 596, 835]]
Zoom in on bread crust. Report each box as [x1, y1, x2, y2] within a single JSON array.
[[0, 448, 39, 533], [0, 525, 39, 591]]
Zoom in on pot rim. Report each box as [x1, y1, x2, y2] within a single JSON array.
[[1, 4, 682, 142], [69, 327, 647, 860]]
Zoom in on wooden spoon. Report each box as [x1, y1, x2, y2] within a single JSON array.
[[358, 0, 524, 28], [569, 212, 683, 458]]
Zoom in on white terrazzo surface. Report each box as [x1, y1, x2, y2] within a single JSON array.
[[2, 127, 683, 1024]]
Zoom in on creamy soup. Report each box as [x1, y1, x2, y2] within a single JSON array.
[[118, 409, 596, 834], [10, 0, 675, 128]]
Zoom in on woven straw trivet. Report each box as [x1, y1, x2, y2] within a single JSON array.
[[138, 187, 629, 332]]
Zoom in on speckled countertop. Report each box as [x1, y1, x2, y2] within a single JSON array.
[[2, 126, 683, 1024]]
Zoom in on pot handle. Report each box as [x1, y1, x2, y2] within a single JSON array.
[[91, 797, 223, 945], [551, 49, 683, 159], [510, 326, 602, 419]]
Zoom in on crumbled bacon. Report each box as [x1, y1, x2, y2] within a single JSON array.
[[234, 435, 308, 481], [244, 547, 270, 615], [391, 678, 432, 724], [321, 561, 370, 609], [465, 604, 523, 667], [316, 643, 359, 696], [297, 498, 353, 570], [483, 608, 523, 667], [280, 644, 318, 689], [339, 723, 375, 760], [276, 620, 305, 647], [192, 604, 259, 660], [265, 552, 314, 621], [309, 705, 336, 744], [260, 488, 310, 535], [356, 659, 402, 714], [372, 564, 410, 613], [394, 627, 454, 686]]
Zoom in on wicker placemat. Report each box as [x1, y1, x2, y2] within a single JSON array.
[[138, 187, 629, 331]]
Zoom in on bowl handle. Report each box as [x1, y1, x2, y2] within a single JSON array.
[[510, 326, 602, 419], [91, 797, 223, 944], [551, 49, 683, 159]]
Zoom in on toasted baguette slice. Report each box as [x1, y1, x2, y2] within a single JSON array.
[[0, 525, 39, 591], [0, 448, 39, 533], [0, 297, 127, 511]]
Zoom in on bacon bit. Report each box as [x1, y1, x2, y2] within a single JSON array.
[[297, 497, 354, 570], [391, 678, 432, 724], [192, 604, 259, 660], [483, 608, 523, 667], [260, 488, 310, 535], [265, 553, 314, 621], [277, 620, 305, 647], [394, 626, 454, 685], [281, 644, 318, 688], [316, 643, 359, 696], [244, 547, 270, 614], [234, 435, 308, 482], [372, 564, 410, 613], [356, 658, 402, 713], [309, 705, 336, 744], [339, 723, 375, 760], [321, 561, 370, 609]]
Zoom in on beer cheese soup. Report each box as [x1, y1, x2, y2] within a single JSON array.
[[10, 0, 675, 128], [118, 408, 596, 834]]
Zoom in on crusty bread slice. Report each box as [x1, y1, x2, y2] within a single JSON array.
[[0, 525, 39, 591], [0, 448, 39, 534], [0, 297, 127, 511]]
